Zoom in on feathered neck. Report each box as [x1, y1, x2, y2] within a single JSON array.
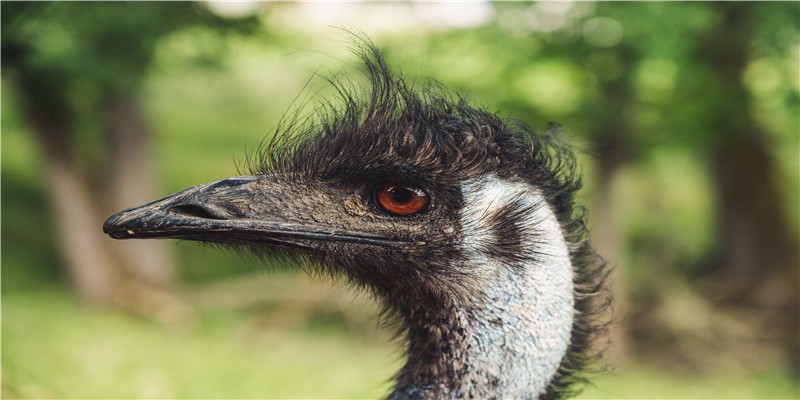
[[389, 174, 574, 399]]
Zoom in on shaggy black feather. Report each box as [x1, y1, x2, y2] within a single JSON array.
[[104, 37, 609, 399], [242, 41, 610, 399]]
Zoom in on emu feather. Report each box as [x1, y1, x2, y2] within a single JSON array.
[[103, 42, 607, 399]]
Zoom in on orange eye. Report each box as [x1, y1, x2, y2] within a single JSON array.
[[376, 182, 429, 216]]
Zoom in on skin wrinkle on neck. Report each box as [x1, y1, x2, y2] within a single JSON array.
[[393, 173, 574, 399]]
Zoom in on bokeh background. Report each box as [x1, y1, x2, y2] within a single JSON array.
[[2, 2, 798, 398]]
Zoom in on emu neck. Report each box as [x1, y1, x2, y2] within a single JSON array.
[[390, 175, 574, 399]]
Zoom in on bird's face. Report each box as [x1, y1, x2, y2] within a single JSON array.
[[104, 65, 539, 302], [103, 165, 470, 300], [104, 42, 572, 312]]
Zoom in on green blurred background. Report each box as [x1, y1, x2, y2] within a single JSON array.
[[2, 2, 798, 398]]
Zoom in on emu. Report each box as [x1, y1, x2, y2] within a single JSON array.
[[103, 44, 607, 399]]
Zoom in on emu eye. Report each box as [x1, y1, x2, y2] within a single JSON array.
[[376, 182, 429, 216]]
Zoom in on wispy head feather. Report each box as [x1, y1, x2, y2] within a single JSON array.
[[242, 39, 609, 398]]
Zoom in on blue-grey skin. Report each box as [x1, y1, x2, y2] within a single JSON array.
[[390, 174, 573, 399]]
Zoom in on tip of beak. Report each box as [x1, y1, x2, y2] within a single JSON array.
[[103, 176, 260, 240], [103, 211, 134, 239]]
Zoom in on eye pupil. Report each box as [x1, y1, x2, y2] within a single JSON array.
[[391, 188, 413, 203], [376, 182, 429, 216]]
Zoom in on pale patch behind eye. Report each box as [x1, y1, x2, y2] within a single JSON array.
[[458, 173, 574, 396]]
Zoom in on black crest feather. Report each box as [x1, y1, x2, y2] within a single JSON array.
[[241, 40, 609, 398]]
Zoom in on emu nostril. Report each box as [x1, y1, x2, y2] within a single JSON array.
[[169, 204, 226, 220]]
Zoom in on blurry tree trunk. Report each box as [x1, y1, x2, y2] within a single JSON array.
[[593, 157, 628, 364], [589, 54, 635, 364], [27, 101, 120, 304], [12, 66, 177, 311], [104, 93, 174, 286], [2, 0, 255, 319], [712, 134, 800, 306], [699, 2, 800, 369]]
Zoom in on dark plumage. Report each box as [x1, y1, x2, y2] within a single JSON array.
[[103, 42, 608, 399]]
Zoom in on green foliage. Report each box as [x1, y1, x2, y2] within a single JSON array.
[[2, 2, 260, 91]]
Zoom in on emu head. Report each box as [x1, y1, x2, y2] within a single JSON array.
[[104, 45, 606, 399]]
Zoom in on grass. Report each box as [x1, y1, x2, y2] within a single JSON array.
[[579, 363, 798, 399], [2, 278, 402, 399], [3, 278, 798, 399]]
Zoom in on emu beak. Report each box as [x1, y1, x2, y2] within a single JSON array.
[[103, 175, 412, 249]]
